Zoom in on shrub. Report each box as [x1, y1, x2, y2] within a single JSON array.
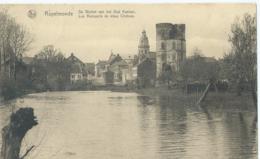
[[0, 77, 20, 100]]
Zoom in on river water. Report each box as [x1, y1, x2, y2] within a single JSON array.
[[0, 91, 257, 159]]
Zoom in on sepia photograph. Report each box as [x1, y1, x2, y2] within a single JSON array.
[[0, 3, 257, 159]]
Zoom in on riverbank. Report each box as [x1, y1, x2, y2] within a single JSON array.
[[1, 85, 256, 112], [0, 88, 48, 104], [0, 85, 131, 104], [135, 87, 256, 111]]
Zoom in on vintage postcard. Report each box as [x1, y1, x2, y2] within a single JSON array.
[[0, 3, 257, 159]]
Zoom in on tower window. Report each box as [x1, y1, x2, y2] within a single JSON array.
[[161, 42, 165, 50]]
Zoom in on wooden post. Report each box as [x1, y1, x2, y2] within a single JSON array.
[[195, 87, 199, 105], [196, 83, 211, 105], [1, 108, 38, 159]]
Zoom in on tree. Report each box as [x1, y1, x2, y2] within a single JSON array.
[[1, 108, 38, 159], [180, 48, 219, 83], [36, 45, 62, 62], [0, 10, 33, 80], [33, 45, 69, 90], [228, 13, 257, 108], [218, 53, 236, 81], [0, 10, 33, 99]]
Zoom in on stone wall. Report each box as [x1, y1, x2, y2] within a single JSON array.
[[156, 23, 186, 78]]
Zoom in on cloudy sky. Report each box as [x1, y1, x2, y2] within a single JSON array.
[[2, 4, 256, 63]]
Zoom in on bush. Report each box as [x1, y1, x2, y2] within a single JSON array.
[[0, 77, 22, 100]]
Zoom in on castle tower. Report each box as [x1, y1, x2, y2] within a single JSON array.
[[138, 30, 150, 63], [156, 23, 186, 78]]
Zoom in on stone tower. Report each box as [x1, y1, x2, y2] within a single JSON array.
[[138, 30, 150, 63], [156, 23, 186, 78]]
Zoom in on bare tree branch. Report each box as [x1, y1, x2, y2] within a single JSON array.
[[20, 145, 35, 159]]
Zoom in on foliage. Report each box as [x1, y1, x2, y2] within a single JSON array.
[[180, 48, 219, 82], [32, 45, 69, 91], [15, 60, 33, 90], [218, 53, 236, 81], [0, 11, 33, 99], [0, 10, 33, 58], [229, 13, 256, 83], [227, 13, 256, 106], [0, 77, 20, 100]]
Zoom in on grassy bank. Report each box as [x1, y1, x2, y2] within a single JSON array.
[[135, 87, 256, 111], [1, 83, 256, 112]]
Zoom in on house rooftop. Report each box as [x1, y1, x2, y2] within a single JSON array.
[[96, 60, 108, 67], [108, 54, 122, 65], [22, 57, 33, 65], [204, 57, 217, 63], [67, 53, 84, 65]]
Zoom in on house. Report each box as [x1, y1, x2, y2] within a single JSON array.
[[66, 53, 85, 84], [94, 60, 108, 85], [109, 59, 128, 85], [137, 58, 156, 88], [22, 57, 33, 65], [94, 53, 126, 85], [107, 53, 122, 65], [95, 60, 108, 78], [85, 62, 95, 80], [85, 63, 95, 75], [103, 69, 114, 85], [121, 56, 136, 84], [70, 63, 83, 83]]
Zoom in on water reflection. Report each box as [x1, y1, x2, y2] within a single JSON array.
[[137, 96, 155, 106], [136, 95, 257, 159], [0, 91, 257, 159]]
